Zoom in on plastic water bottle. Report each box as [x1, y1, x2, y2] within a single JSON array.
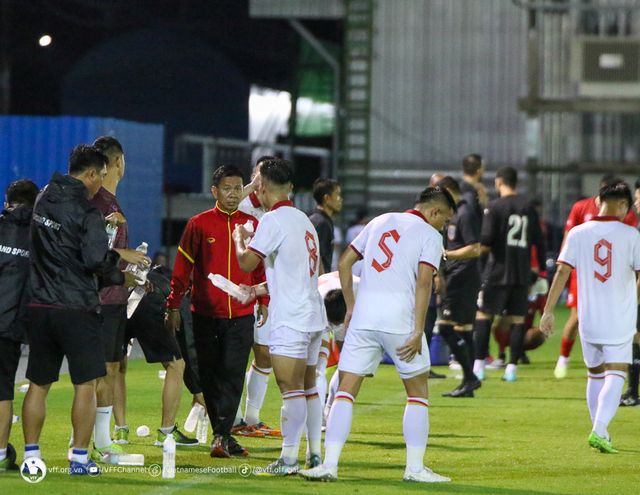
[[162, 433, 176, 479], [243, 220, 254, 243], [106, 223, 118, 249], [124, 242, 149, 279], [196, 411, 209, 445], [184, 403, 204, 433]]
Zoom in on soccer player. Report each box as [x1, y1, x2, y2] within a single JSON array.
[[233, 156, 281, 437], [89, 136, 134, 462], [233, 158, 327, 475], [309, 178, 343, 274], [0, 179, 39, 472], [300, 186, 455, 483], [166, 165, 268, 458], [554, 174, 638, 379], [23, 144, 147, 475], [620, 178, 640, 406], [472, 167, 546, 382], [540, 181, 640, 453], [435, 176, 482, 397]]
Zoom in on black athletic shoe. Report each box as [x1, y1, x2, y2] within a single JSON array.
[[226, 436, 249, 457], [0, 443, 19, 471], [520, 353, 531, 365], [428, 370, 446, 379], [620, 390, 640, 407], [442, 378, 482, 398]]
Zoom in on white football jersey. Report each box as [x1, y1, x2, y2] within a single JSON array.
[[238, 192, 266, 221], [248, 201, 327, 332], [348, 210, 443, 334], [558, 217, 640, 344]]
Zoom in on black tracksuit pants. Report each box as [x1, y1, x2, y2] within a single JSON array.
[[192, 312, 254, 437]]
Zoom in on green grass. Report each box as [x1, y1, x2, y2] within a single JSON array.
[[3, 306, 639, 494]]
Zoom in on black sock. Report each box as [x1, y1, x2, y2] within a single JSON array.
[[460, 331, 475, 371], [439, 324, 474, 382], [473, 318, 493, 360], [508, 323, 526, 365], [629, 342, 640, 397]]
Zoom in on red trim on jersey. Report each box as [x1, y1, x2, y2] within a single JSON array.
[[591, 216, 621, 222], [405, 209, 429, 224], [556, 260, 574, 269], [249, 192, 261, 208], [247, 246, 266, 259], [349, 244, 363, 259], [419, 261, 438, 273], [271, 200, 294, 211]]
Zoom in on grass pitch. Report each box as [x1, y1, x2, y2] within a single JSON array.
[[3, 306, 639, 494]]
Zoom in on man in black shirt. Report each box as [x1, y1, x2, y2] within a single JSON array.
[[435, 177, 482, 397], [0, 179, 39, 472], [309, 178, 343, 273], [460, 153, 487, 223], [472, 167, 545, 382]]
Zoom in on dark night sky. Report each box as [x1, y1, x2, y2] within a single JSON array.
[[4, 0, 341, 116]]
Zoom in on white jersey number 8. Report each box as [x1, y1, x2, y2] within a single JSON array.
[[506, 214, 528, 248]]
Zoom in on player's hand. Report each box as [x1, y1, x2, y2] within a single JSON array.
[[115, 248, 151, 269], [396, 332, 423, 362], [165, 309, 181, 334], [257, 304, 268, 327], [539, 311, 554, 337], [123, 271, 141, 288], [235, 283, 257, 305], [233, 225, 252, 246], [105, 212, 127, 225]]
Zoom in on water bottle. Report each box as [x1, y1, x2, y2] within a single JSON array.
[[106, 223, 118, 250], [162, 433, 176, 479], [243, 220, 254, 243], [124, 242, 149, 279], [196, 411, 209, 445], [184, 403, 204, 433]]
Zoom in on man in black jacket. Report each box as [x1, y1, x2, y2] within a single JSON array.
[[309, 178, 343, 274], [22, 145, 149, 475], [0, 179, 39, 472]]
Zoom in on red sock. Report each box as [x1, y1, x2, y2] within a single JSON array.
[[560, 337, 575, 358]]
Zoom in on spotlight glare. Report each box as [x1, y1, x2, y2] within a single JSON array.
[[38, 35, 52, 47]]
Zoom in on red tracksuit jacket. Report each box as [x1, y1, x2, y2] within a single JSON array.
[[167, 205, 268, 319]]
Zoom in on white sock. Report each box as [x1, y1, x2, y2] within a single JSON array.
[[70, 448, 88, 464], [305, 387, 323, 456], [94, 406, 113, 449], [280, 390, 306, 464], [24, 444, 41, 459], [0, 448, 6, 462], [593, 370, 626, 438], [324, 391, 354, 468], [586, 372, 605, 423], [403, 397, 429, 473], [324, 371, 340, 420], [558, 355, 569, 366], [505, 363, 517, 375], [473, 359, 485, 375], [245, 362, 271, 425], [316, 353, 328, 410]]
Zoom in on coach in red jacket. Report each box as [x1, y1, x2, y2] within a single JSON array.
[[166, 165, 268, 458]]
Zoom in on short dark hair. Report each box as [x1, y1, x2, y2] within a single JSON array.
[[599, 180, 632, 212], [93, 136, 124, 165], [496, 166, 518, 188], [256, 155, 275, 168], [462, 154, 483, 175], [324, 289, 346, 325], [68, 144, 108, 175], [212, 165, 244, 187], [600, 173, 618, 188], [260, 158, 293, 186], [435, 176, 461, 197], [415, 186, 457, 213], [6, 179, 39, 207], [312, 178, 340, 206]]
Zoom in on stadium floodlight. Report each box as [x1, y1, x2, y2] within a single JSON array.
[[38, 35, 52, 47]]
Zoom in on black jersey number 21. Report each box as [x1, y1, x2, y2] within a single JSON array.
[[506, 214, 528, 248]]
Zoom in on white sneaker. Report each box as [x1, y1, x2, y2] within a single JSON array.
[[403, 466, 451, 483], [554, 357, 568, 379], [486, 358, 505, 369], [299, 463, 338, 482], [448, 360, 462, 371]]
